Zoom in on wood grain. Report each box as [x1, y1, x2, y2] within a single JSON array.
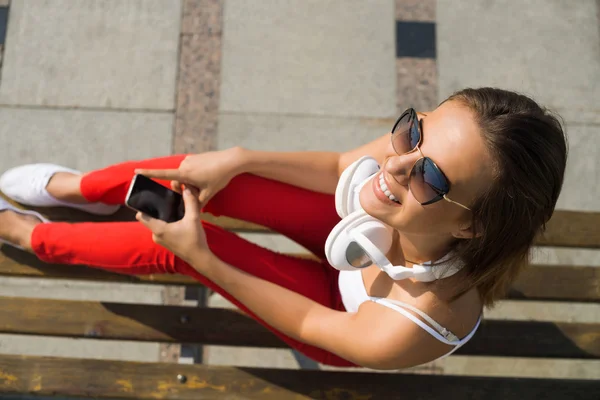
[[0, 354, 598, 400], [1, 248, 597, 302], [0, 296, 598, 359], [4, 195, 597, 245]]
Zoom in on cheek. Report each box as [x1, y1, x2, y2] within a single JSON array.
[[390, 201, 460, 234]]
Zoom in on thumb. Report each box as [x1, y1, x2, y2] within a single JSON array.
[[136, 211, 167, 234], [171, 180, 183, 194], [182, 186, 201, 219]]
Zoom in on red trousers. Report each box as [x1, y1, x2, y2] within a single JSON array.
[[30, 155, 355, 367]]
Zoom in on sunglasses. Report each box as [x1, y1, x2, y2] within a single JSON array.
[[391, 108, 471, 211]]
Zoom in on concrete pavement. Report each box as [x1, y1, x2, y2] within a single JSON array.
[[0, 0, 598, 380]]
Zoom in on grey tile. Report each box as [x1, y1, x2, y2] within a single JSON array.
[[0, 107, 173, 172], [397, 58, 438, 113], [218, 113, 393, 153], [0, 276, 164, 304], [530, 247, 600, 267], [485, 300, 600, 323], [437, 0, 600, 122], [0, 334, 160, 362], [237, 233, 311, 254], [443, 356, 600, 380], [0, 0, 181, 110], [220, 0, 396, 118], [556, 123, 600, 212], [395, 0, 435, 22], [0, 276, 163, 362]]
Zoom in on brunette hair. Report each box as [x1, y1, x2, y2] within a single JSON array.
[[445, 88, 567, 307]]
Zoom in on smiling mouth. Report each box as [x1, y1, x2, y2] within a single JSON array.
[[376, 173, 401, 204]]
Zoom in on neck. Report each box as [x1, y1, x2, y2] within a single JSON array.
[[389, 230, 455, 267]]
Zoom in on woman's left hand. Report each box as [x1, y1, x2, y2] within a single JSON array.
[[136, 186, 212, 265]]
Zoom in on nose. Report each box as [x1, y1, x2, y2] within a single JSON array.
[[384, 152, 419, 186]]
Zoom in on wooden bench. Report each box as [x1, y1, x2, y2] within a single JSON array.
[[0, 199, 598, 399]]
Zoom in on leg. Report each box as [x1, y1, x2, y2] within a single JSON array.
[[49, 156, 339, 257], [27, 220, 354, 367], [204, 174, 340, 259]]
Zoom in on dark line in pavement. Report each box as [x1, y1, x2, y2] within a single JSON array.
[[396, 21, 436, 58], [0, 7, 8, 45]]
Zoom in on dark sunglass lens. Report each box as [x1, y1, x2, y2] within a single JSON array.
[[391, 112, 414, 154], [409, 118, 421, 149], [345, 241, 373, 269], [410, 158, 449, 204]]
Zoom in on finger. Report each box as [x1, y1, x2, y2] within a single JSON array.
[[136, 211, 167, 234], [134, 169, 182, 181], [198, 189, 211, 206], [182, 186, 201, 219], [171, 180, 183, 194]]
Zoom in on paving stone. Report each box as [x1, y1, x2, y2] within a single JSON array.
[[0, 107, 173, 172], [0, 0, 181, 110], [220, 0, 396, 118], [437, 0, 600, 122]]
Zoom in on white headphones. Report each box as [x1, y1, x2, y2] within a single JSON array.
[[324, 156, 463, 282]]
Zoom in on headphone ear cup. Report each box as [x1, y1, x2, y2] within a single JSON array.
[[335, 156, 380, 218], [325, 210, 393, 271]]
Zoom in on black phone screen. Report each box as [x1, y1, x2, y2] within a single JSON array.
[[126, 175, 184, 223]]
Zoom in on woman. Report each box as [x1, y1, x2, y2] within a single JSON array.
[[0, 88, 567, 369]]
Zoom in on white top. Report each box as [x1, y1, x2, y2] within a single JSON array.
[[338, 269, 482, 359]]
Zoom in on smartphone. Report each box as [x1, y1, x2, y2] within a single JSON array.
[[125, 174, 184, 223]]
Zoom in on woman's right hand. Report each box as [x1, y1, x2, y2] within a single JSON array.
[[135, 147, 246, 205]]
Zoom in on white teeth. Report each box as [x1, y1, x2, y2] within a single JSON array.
[[377, 173, 400, 204]]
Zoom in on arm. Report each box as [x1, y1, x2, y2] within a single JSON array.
[[189, 251, 453, 369], [236, 149, 341, 194], [234, 133, 391, 195]]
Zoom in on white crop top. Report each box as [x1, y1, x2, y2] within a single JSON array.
[[338, 269, 482, 359]]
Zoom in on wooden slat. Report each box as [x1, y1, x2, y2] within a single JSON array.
[[0, 245, 199, 286], [1, 247, 598, 302], [0, 296, 598, 359], [0, 296, 284, 348], [507, 264, 600, 302], [0, 354, 598, 400], [461, 319, 600, 359], [538, 210, 600, 248], [5, 196, 600, 246]]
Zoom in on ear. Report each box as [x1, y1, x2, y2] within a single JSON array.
[[452, 220, 483, 239]]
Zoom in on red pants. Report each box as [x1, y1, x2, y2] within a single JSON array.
[[30, 155, 355, 367]]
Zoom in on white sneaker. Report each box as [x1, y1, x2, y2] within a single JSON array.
[[0, 197, 49, 250], [0, 164, 120, 216]]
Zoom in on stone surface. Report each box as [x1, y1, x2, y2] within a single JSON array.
[[0, 0, 181, 110], [220, 0, 396, 118], [0, 334, 160, 362], [555, 122, 600, 212], [174, 31, 222, 153], [397, 58, 438, 113], [443, 356, 600, 380], [218, 113, 392, 153], [0, 107, 173, 172], [395, 0, 435, 21], [181, 0, 222, 35], [437, 0, 600, 122]]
